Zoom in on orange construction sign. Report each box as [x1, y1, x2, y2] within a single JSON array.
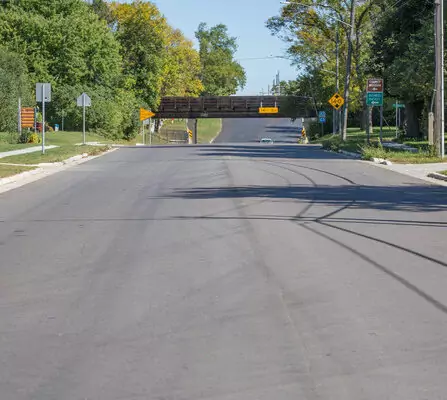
[[21, 107, 35, 128]]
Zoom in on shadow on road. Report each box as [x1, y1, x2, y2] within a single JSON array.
[[162, 182, 447, 316], [162, 184, 447, 213], [198, 145, 339, 160]]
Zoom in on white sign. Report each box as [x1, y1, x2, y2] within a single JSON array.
[[36, 83, 51, 102], [77, 93, 92, 107]]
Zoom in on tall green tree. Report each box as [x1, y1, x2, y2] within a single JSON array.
[[111, 1, 169, 109], [0, 47, 31, 132], [369, 0, 434, 137], [195, 23, 246, 96]]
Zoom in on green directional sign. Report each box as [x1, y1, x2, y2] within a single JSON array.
[[393, 103, 405, 109], [366, 92, 383, 106]]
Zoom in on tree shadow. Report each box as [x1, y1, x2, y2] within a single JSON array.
[[198, 144, 343, 160], [160, 184, 447, 213]]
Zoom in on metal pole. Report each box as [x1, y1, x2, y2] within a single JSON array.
[[335, 26, 340, 135], [62, 110, 64, 132], [380, 105, 383, 143], [435, 0, 445, 157], [82, 95, 86, 145], [142, 120, 145, 145], [395, 100, 398, 138], [18, 97, 22, 137], [149, 118, 152, 145], [34, 107, 37, 135], [42, 84, 46, 155], [441, 0, 445, 158], [342, 0, 356, 141]]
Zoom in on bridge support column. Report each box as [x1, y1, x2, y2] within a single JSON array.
[[193, 119, 198, 144]]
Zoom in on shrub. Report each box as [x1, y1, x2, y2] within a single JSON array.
[[321, 135, 342, 152], [360, 143, 387, 160], [28, 133, 41, 144]]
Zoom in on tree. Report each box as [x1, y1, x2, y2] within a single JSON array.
[[0, 0, 138, 138], [160, 27, 203, 97], [0, 47, 31, 132], [267, 0, 381, 133], [111, 1, 169, 109], [369, 0, 434, 137], [195, 23, 246, 96]]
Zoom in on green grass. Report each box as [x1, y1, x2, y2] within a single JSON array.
[[197, 119, 222, 143], [318, 127, 447, 163], [0, 164, 37, 178], [440, 170, 447, 176], [0, 144, 110, 165]]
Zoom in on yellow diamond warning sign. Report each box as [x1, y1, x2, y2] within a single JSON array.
[[328, 93, 345, 110]]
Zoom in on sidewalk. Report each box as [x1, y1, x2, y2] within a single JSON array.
[[372, 161, 447, 186], [0, 145, 58, 159]]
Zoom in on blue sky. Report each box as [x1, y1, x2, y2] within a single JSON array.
[[120, 0, 299, 94]]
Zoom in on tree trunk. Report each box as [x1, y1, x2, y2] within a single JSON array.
[[405, 102, 423, 138]]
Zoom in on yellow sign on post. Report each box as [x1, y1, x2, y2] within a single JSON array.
[[328, 93, 345, 110], [139, 108, 155, 121], [259, 107, 279, 114]]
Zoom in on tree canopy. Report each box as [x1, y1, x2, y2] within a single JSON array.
[[0, 0, 245, 140], [267, 0, 436, 137], [195, 23, 246, 96]]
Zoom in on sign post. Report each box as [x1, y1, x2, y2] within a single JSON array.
[[366, 78, 384, 142], [77, 93, 92, 145], [139, 108, 155, 145], [319, 111, 326, 136], [36, 83, 51, 154]]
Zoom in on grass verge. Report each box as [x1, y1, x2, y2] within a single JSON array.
[[319, 127, 446, 163], [197, 119, 222, 143], [0, 145, 110, 165], [0, 164, 37, 178]]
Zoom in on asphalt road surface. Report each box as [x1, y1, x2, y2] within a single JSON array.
[[1, 124, 447, 399], [214, 118, 303, 143]]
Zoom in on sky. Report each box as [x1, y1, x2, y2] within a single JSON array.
[[121, 0, 299, 95]]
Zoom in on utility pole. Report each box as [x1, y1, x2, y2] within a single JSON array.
[[435, 0, 445, 157], [334, 26, 340, 134], [342, 0, 356, 141]]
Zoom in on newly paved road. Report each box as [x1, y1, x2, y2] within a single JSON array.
[[215, 118, 302, 143], [1, 121, 447, 399]]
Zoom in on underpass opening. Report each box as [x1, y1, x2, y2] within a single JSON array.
[[154, 96, 317, 144]]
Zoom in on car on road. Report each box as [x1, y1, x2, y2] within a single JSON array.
[[260, 138, 274, 144]]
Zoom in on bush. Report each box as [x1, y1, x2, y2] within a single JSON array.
[[360, 143, 387, 160], [28, 133, 41, 144], [321, 135, 342, 152]]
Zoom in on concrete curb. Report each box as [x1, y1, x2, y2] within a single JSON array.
[[0, 167, 44, 186], [0, 147, 117, 194], [371, 157, 393, 166], [338, 150, 361, 159], [427, 172, 447, 182]]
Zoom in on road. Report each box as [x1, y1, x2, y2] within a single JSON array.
[[215, 117, 302, 143], [1, 121, 447, 399]]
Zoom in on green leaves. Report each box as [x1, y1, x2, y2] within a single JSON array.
[[195, 23, 246, 96]]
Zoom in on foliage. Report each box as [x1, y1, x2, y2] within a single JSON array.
[[161, 27, 203, 97], [0, 47, 32, 132], [111, 1, 169, 109], [27, 132, 41, 143], [195, 23, 246, 95], [0, 0, 216, 141], [321, 135, 342, 152]]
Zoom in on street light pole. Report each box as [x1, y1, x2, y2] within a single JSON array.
[[342, 0, 356, 141], [435, 0, 445, 157]]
